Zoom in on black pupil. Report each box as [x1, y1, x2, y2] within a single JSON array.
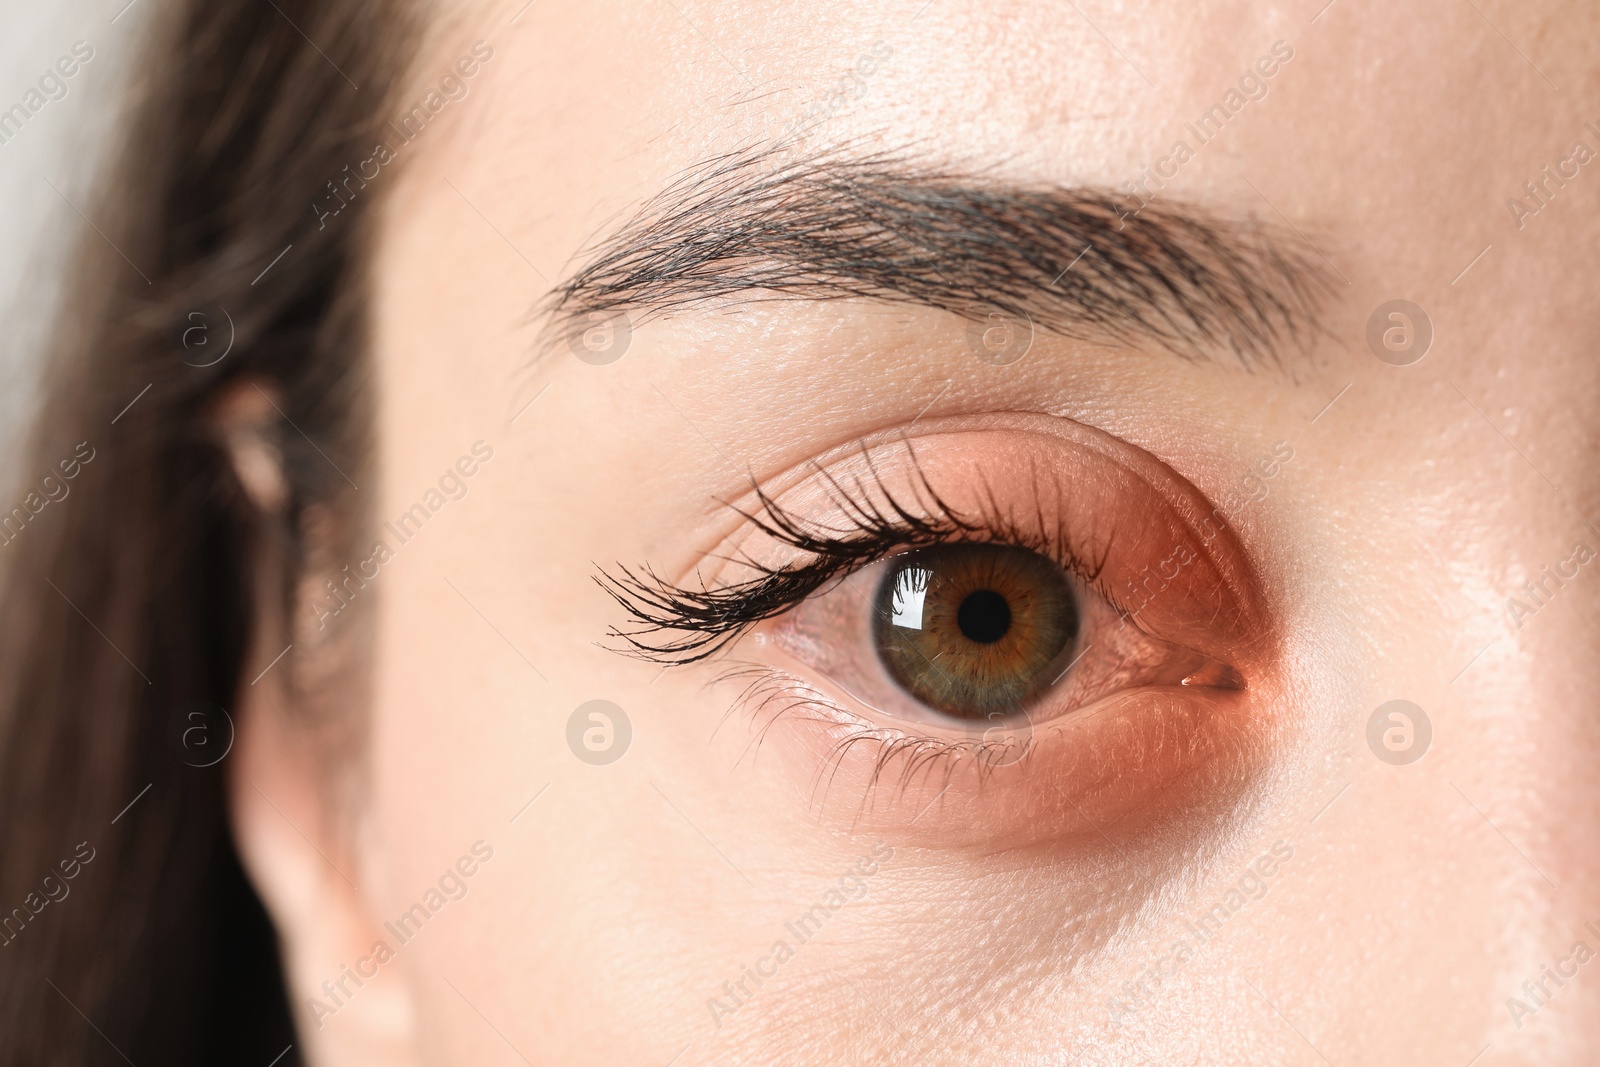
[[956, 589, 1011, 644]]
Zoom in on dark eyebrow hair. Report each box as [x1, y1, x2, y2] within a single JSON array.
[[542, 145, 1335, 367]]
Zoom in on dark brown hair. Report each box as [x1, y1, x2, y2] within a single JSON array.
[[0, 2, 423, 1061]]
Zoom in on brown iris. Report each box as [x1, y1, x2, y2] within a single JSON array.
[[871, 543, 1079, 720]]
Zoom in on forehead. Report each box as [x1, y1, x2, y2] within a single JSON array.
[[420, 0, 1558, 209], [389, 0, 1590, 351], [378, 0, 1597, 425]]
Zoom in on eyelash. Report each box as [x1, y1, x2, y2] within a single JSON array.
[[709, 660, 1039, 808], [595, 449, 1116, 666]]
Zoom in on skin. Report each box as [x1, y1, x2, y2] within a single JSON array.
[[229, 1, 1600, 1064]]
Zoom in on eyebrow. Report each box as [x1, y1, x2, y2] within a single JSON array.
[[543, 146, 1335, 367]]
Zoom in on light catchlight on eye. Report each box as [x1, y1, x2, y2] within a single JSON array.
[[887, 566, 929, 629]]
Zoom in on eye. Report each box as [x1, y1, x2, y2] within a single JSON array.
[[873, 543, 1080, 721], [767, 536, 1239, 746], [601, 417, 1275, 846]]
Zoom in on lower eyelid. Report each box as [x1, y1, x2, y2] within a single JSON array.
[[714, 664, 1257, 850]]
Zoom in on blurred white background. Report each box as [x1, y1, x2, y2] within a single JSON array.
[[0, 0, 136, 467]]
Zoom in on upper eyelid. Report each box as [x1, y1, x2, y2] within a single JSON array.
[[596, 502, 961, 664], [600, 415, 1270, 666], [597, 458, 1118, 664], [596, 454, 979, 663]]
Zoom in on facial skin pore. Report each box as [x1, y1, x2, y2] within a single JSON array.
[[226, 2, 1600, 1064]]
